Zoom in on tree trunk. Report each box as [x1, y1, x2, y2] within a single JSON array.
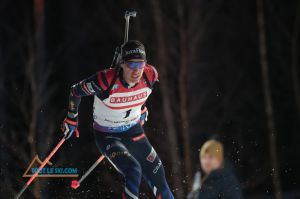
[[151, 0, 185, 198], [256, 0, 282, 198], [29, 99, 42, 199], [291, 1, 300, 120], [26, 53, 42, 199], [26, 0, 45, 198], [176, 0, 193, 189]]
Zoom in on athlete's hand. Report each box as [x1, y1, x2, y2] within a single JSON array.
[[61, 116, 79, 139]]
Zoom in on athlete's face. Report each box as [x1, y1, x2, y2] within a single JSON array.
[[121, 59, 145, 85], [200, 153, 222, 175]]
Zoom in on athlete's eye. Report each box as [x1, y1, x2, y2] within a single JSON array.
[[126, 61, 145, 69]]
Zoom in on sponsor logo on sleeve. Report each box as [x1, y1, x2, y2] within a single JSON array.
[[153, 160, 162, 174], [86, 82, 95, 93], [146, 147, 157, 163]]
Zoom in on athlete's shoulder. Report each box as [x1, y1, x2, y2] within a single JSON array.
[[96, 67, 117, 90], [97, 67, 117, 77], [144, 64, 158, 82]]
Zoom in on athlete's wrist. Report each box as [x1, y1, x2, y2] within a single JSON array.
[[67, 111, 78, 121]]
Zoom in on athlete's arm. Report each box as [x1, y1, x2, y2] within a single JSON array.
[[140, 65, 159, 125], [68, 74, 103, 116], [151, 65, 159, 87], [147, 65, 159, 89], [62, 73, 104, 139]]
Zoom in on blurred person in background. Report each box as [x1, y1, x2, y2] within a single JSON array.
[[187, 139, 243, 199]]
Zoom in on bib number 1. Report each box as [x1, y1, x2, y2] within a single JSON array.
[[124, 109, 132, 118]]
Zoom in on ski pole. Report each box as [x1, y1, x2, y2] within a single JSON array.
[[71, 155, 105, 189], [15, 136, 66, 199]]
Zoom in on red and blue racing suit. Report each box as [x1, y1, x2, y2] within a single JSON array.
[[68, 64, 174, 199]]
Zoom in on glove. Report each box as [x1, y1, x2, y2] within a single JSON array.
[[61, 116, 79, 139], [140, 106, 148, 126]]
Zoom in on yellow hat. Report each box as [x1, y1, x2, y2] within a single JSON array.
[[199, 140, 224, 164]]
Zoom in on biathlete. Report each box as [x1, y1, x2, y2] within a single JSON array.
[[61, 40, 175, 199]]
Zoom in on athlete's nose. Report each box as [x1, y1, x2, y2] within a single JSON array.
[[132, 68, 141, 74]]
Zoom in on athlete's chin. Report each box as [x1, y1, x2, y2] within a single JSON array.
[[130, 77, 142, 83]]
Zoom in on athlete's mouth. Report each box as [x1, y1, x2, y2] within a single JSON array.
[[132, 74, 141, 79]]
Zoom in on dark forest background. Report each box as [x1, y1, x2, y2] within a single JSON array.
[[0, 0, 299, 198]]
